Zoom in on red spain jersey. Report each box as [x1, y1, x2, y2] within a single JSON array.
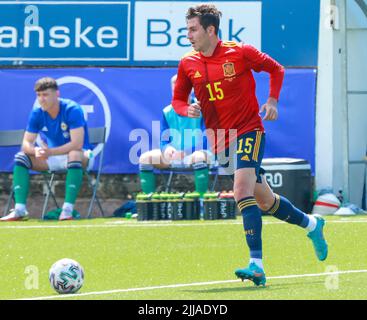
[[172, 40, 284, 153]]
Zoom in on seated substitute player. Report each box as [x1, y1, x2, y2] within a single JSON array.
[[1, 77, 92, 221], [172, 4, 328, 286], [139, 74, 212, 196]]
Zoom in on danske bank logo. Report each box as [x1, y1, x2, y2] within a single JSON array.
[[0, 2, 130, 61]]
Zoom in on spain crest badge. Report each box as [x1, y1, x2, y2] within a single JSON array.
[[222, 62, 236, 77]]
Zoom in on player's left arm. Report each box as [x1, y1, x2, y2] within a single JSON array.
[[242, 44, 285, 121], [259, 97, 279, 121], [43, 106, 85, 157], [44, 127, 84, 156]]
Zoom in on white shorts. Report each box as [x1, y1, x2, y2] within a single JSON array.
[[46, 150, 94, 172]]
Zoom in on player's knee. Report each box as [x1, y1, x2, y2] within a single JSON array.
[[191, 151, 207, 164], [234, 176, 255, 197], [68, 150, 83, 162], [234, 185, 255, 202], [256, 196, 274, 212], [191, 151, 208, 171], [14, 151, 32, 169], [139, 151, 152, 165]]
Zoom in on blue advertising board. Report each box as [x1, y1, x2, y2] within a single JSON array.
[[0, 0, 320, 67], [0, 68, 316, 174], [0, 1, 130, 64]]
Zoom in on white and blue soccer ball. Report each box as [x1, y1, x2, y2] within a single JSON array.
[[49, 258, 84, 294]]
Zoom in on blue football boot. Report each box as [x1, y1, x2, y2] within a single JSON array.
[[307, 214, 328, 261], [235, 262, 266, 286]]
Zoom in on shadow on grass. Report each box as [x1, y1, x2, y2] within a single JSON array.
[[182, 279, 326, 294]]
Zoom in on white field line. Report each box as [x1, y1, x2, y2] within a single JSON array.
[[0, 218, 367, 230], [18, 269, 367, 300]]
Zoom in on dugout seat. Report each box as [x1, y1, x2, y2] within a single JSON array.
[[0, 129, 25, 217], [41, 127, 107, 219]]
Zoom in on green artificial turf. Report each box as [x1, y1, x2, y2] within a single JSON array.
[[0, 215, 366, 300]]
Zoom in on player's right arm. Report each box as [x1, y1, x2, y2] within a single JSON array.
[[22, 132, 37, 155], [172, 61, 201, 118], [22, 131, 48, 160], [22, 109, 47, 158]]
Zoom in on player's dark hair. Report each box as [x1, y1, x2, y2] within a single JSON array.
[[186, 4, 222, 35], [34, 77, 58, 92]]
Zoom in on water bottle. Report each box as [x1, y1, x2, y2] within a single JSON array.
[[159, 192, 169, 220], [151, 193, 161, 220], [172, 193, 185, 220], [203, 192, 219, 220], [218, 191, 228, 219], [166, 193, 173, 220], [217, 191, 236, 219], [136, 193, 152, 221], [183, 192, 200, 220]]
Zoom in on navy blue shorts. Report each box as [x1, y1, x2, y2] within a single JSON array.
[[216, 131, 266, 183]]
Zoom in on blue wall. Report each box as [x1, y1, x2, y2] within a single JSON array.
[[262, 0, 320, 66], [0, 67, 316, 174]]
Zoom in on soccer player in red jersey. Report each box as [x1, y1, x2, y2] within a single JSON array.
[[172, 4, 328, 286]]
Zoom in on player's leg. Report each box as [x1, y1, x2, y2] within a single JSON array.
[[254, 173, 328, 261], [1, 152, 48, 221], [255, 174, 314, 228], [232, 131, 266, 286], [139, 149, 170, 194], [59, 150, 85, 220], [190, 150, 209, 197]]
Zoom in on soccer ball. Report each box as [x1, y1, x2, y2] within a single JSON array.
[[49, 258, 84, 294]]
